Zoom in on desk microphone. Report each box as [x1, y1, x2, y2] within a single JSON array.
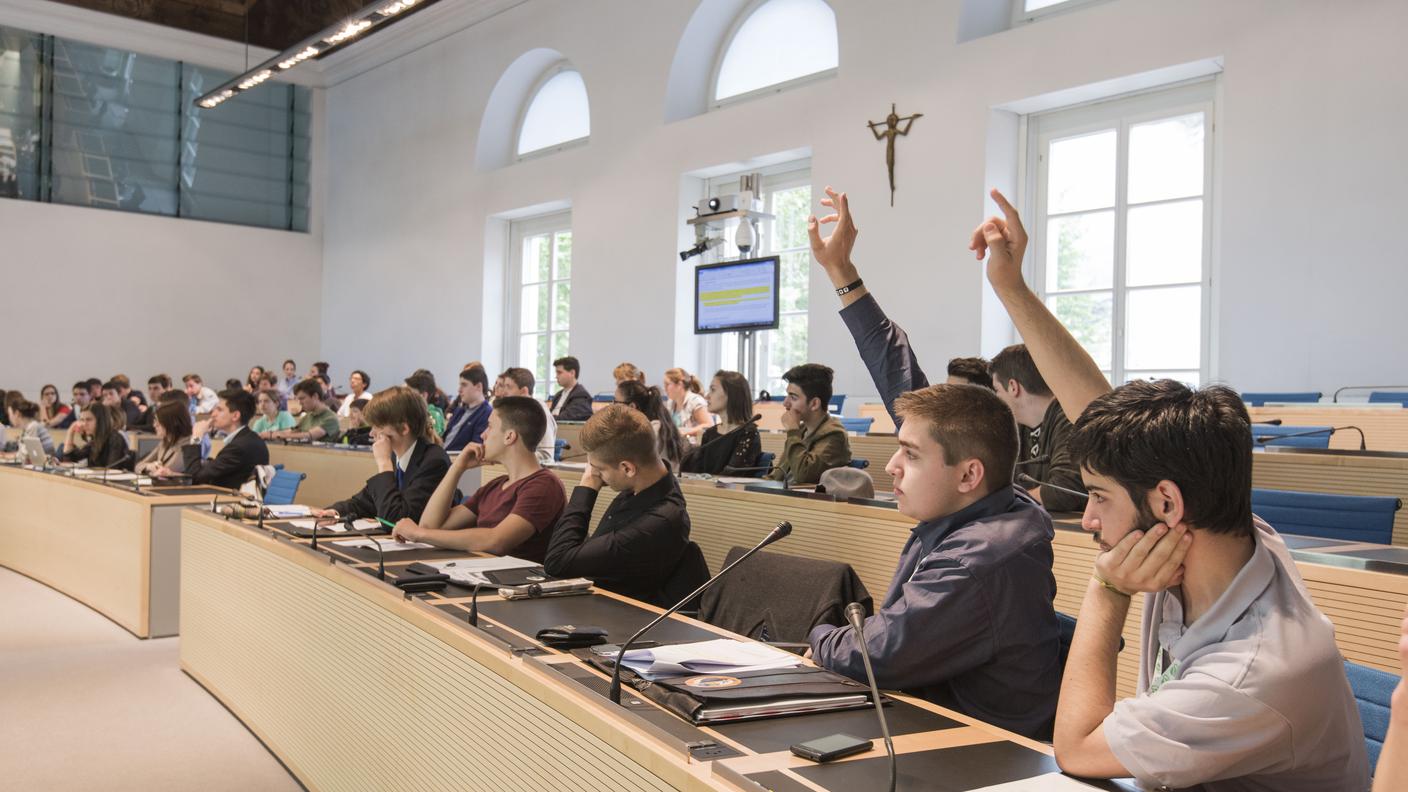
[[609, 521, 792, 704], [1017, 472, 1089, 502], [1256, 419, 1284, 426], [847, 602, 896, 792], [362, 535, 386, 580], [468, 582, 483, 627], [1254, 425, 1367, 450], [692, 414, 763, 453]]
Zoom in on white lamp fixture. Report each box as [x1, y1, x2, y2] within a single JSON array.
[[196, 0, 441, 109]]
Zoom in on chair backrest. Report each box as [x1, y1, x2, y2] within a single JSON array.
[[1241, 391, 1322, 407], [1345, 660, 1398, 776], [1251, 423, 1333, 448], [264, 469, 307, 506], [553, 438, 567, 461], [659, 541, 710, 613], [592, 392, 615, 403], [1056, 611, 1123, 672], [1369, 391, 1408, 407], [839, 417, 873, 434], [828, 395, 846, 414], [699, 547, 872, 643], [1251, 488, 1400, 544], [756, 451, 775, 471], [845, 458, 870, 470]]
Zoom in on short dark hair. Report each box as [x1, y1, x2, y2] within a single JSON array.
[[283, 359, 296, 368], [782, 363, 834, 408], [946, 357, 994, 389], [349, 398, 369, 411], [101, 380, 121, 393], [312, 361, 330, 376], [460, 365, 489, 393], [553, 356, 580, 376], [224, 378, 243, 391], [148, 373, 172, 389], [492, 395, 548, 449], [404, 371, 436, 397], [712, 370, 753, 425], [499, 367, 535, 393], [72, 380, 88, 392], [86, 377, 103, 389], [350, 369, 370, 388], [158, 390, 187, 405], [292, 378, 323, 399], [220, 388, 256, 425], [1071, 380, 1253, 536], [895, 384, 1018, 492], [580, 404, 658, 466], [990, 345, 1051, 397]]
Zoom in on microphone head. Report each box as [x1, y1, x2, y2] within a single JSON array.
[[749, 414, 762, 423], [771, 521, 792, 539], [845, 602, 866, 630]]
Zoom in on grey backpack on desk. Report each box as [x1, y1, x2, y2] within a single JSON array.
[[698, 548, 873, 643]]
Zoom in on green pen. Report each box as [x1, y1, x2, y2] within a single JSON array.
[[375, 517, 396, 530]]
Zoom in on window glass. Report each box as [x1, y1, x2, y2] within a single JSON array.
[[715, 0, 837, 102]]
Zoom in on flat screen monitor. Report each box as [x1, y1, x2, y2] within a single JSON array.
[[694, 256, 780, 334]]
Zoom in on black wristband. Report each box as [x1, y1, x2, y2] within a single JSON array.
[[835, 277, 864, 296]]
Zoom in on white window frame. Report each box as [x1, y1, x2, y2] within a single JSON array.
[[699, 160, 812, 394], [1010, 0, 1108, 26], [709, 0, 838, 111], [514, 62, 590, 162], [1027, 80, 1216, 386], [507, 211, 573, 399]]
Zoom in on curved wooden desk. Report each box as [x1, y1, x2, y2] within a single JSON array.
[[0, 464, 234, 637], [180, 509, 1116, 791]]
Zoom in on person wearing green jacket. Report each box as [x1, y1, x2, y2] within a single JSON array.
[[767, 363, 852, 485]]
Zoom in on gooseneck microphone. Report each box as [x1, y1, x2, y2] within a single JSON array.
[[692, 414, 764, 453], [1254, 425, 1367, 451], [1017, 472, 1089, 502], [847, 602, 895, 792], [609, 521, 793, 704], [362, 535, 386, 580], [468, 582, 484, 627]]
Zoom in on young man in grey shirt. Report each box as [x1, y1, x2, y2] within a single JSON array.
[[971, 187, 1366, 791]]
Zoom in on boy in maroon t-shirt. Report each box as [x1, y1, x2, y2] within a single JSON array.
[[392, 396, 565, 562]]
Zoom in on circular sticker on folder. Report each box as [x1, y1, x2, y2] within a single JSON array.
[[684, 675, 741, 689]]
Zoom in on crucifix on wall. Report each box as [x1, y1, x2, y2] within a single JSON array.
[[867, 103, 923, 206]]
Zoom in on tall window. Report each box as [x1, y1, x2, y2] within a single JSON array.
[[510, 213, 572, 399], [705, 165, 811, 394], [516, 66, 589, 158], [713, 0, 837, 105], [1030, 82, 1214, 386]]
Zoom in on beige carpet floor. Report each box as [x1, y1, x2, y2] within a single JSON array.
[[0, 566, 302, 791]]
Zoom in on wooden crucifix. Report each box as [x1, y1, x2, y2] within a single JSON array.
[[867, 103, 923, 206]]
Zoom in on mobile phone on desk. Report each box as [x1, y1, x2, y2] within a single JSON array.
[[790, 734, 872, 763]]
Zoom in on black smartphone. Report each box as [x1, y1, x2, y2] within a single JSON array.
[[789, 733, 873, 763]]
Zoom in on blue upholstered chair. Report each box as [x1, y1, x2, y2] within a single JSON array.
[[1369, 392, 1408, 407], [839, 417, 874, 434], [592, 392, 615, 403], [263, 469, 306, 506], [756, 451, 775, 472], [1345, 660, 1398, 776], [554, 438, 567, 461], [828, 395, 845, 414], [1252, 424, 1333, 448], [846, 458, 870, 470], [1241, 392, 1321, 407], [1251, 488, 1400, 544]]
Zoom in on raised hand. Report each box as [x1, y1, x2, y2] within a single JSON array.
[[969, 188, 1029, 292], [807, 186, 860, 285]]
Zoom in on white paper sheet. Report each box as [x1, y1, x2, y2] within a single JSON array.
[[286, 518, 380, 532], [617, 639, 802, 679], [968, 773, 1107, 791], [427, 556, 540, 585], [332, 538, 436, 552], [265, 505, 312, 518]]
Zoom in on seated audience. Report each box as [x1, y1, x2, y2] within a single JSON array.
[[803, 181, 1060, 737], [278, 359, 299, 398], [615, 379, 685, 474], [404, 371, 446, 437], [337, 370, 371, 418], [966, 188, 1366, 789], [680, 370, 761, 476], [613, 362, 646, 385], [443, 365, 492, 452], [39, 384, 73, 430], [5, 399, 56, 457], [85, 378, 103, 404], [183, 373, 219, 415], [392, 396, 565, 561], [338, 399, 372, 445], [544, 405, 690, 607], [766, 364, 851, 485], [315, 374, 341, 412], [494, 367, 556, 464], [183, 389, 268, 488], [990, 344, 1085, 512], [246, 365, 265, 392], [946, 357, 994, 388], [135, 401, 195, 476], [664, 367, 712, 442], [65, 381, 95, 453], [252, 390, 296, 437], [99, 381, 131, 430], [256, 371, 287, 411], [62, 404, 130, 469], [549, 356, 594, 421], [277, 379, 340, 442], [312, 386, 450, 523], [146, 374, 172, 407]]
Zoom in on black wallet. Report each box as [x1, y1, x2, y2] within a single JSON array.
[[535, 625, 609, 649]]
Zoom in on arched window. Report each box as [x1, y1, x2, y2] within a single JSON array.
[[714, 0, 837, 103], [516, 67, 590, 157]]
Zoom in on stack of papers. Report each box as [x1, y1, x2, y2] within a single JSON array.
[[426, 556, 539, 586], [287, 518, 381, 532], [265, 504, 312, 518], [333, 538, 436, 552], [615, 639, 802, 680], [970, 775, 1105, 791]]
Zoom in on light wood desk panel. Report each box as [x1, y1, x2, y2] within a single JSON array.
[[1247, 405, 1408, 452], [1253, 449, 1408, 545], [0, 465, 227, 637]]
